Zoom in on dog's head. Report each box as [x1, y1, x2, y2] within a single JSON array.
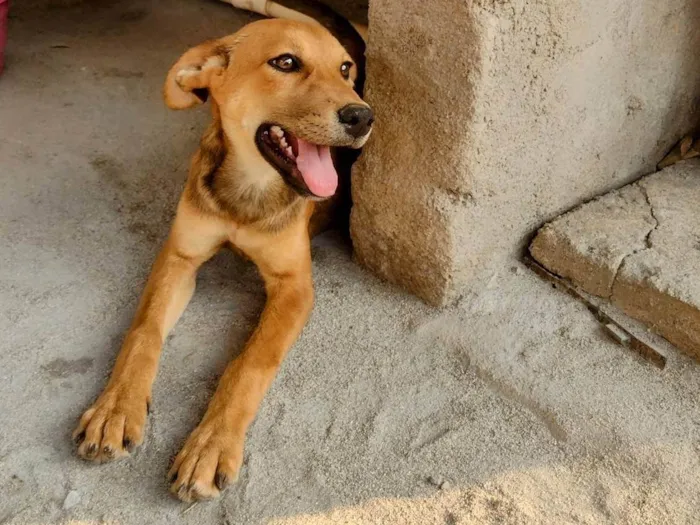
[[164, 19, 373, 200]]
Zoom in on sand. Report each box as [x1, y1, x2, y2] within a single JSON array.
[[0, 1, 698, 524]]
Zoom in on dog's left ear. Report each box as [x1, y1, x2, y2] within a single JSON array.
[[164, 40, 228, 110]]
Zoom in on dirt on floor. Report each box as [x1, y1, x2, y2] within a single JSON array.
[[0, 1, 698, 524]]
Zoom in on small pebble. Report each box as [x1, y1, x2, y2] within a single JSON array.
[[427, 475, 445, 488], [63, 490, 81, 510], [604, 323, 630, 346]]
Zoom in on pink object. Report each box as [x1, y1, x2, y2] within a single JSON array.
[[295, 138, 338, 198], [0, 0, 7, 76]]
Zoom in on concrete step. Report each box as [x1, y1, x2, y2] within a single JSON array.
[[530, 160, 700, 362]]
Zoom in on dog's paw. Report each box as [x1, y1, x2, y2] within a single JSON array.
[[168, 417, 243, 502], [73, 386, 149, 462]]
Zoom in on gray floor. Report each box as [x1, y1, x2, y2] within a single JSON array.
[[1, 2, 699, 524]]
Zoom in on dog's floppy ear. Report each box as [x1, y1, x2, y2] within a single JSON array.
[[164, 40, 228, 110]]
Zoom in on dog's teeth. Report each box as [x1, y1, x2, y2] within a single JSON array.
[[280, 138, 288, 148], [271, 126, 283, 138], [286, 146, 294, 157]]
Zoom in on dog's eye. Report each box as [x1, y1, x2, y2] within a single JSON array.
[[340, 61, 353, 79], [268, 54, 301, 72]]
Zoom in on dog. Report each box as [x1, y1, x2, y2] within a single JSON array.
[[72, 9, 372, 502]]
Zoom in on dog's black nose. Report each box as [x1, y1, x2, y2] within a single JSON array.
[[338, 104, 374, 138]]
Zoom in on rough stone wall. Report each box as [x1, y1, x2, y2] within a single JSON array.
[[351, 0, 700, 305]]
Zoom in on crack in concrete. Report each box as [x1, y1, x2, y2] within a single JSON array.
[[639, 182, 660, 249], [607, 182, 660, 299]]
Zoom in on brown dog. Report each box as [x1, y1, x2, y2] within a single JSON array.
[[72, 18, 372, 502]]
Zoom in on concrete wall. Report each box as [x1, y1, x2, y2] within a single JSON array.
[[351, 0, 700, 305]]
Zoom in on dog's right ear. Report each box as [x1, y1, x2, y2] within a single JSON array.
[[164, 40, 228, 110]]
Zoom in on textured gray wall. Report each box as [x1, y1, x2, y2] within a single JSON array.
[[351, 0, 700, 305]]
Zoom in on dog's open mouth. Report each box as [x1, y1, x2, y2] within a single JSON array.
[[256, 124, 338, 198]]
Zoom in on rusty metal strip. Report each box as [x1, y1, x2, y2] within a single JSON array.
[[523, 255, 667, 369]]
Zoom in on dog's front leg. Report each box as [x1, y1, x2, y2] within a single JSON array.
[[73, 202, 225, 462], [169, 222, 314, 502]]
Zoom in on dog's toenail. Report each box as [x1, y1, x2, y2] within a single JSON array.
[[187, 484, 201, 500], [86, 443, 97, 456], [74, 431, 86, 445], [215, 472, 229, 491], [123, 438, 134, 452], [103, 446, 114, 457], [169, 472, 178, 484]]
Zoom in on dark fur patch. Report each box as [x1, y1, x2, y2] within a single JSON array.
[[214, 45, 232, 68], [188, 117, 301, 230], [199, 122, 227, 194]]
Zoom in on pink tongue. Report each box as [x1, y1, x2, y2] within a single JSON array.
[[295, 138, 338, 198]]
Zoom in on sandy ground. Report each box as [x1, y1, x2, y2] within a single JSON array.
[[1, 1, 699, 524]]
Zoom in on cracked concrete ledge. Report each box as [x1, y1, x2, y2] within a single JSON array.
[[530, 160, 700, 361]]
